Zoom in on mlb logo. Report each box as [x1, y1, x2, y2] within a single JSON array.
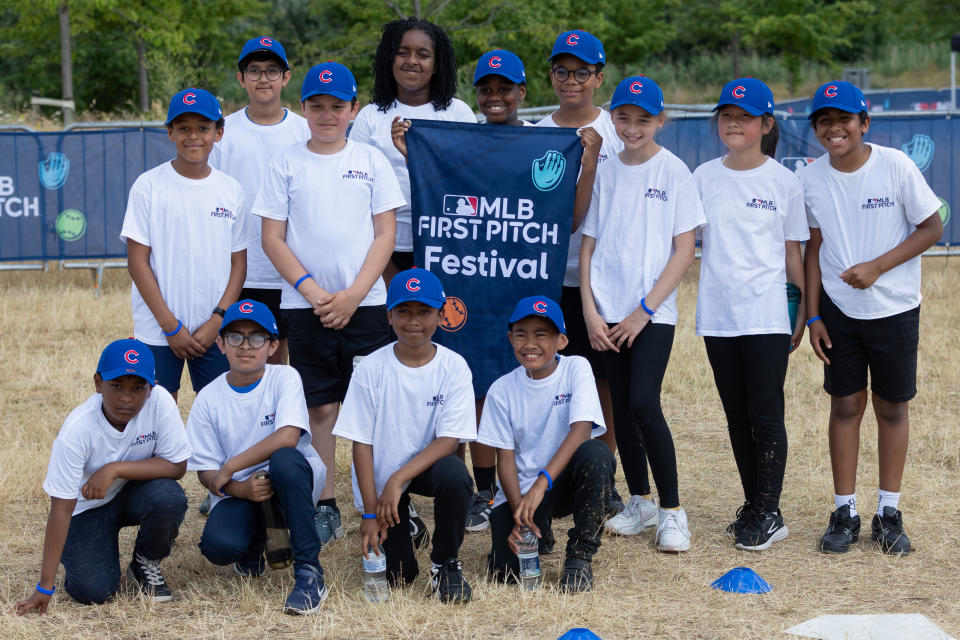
[[443, 194, 479, 216], [781, 157, 816, 173]]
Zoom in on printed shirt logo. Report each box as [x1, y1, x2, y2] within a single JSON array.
[[553, 392, 571, 406], [533, 300, 548, 313], [489, 56, 502, 68], [862, 197, 895, 209], [131, 431, 158, 447], [426, 394, 445, 407], [443, 194, 479, 216], [747, 197, 777, 211], [239, 302, 254, 313], [260, 413, 276, 428], [259, 37, 274, 47], [210, 207, 236, 220], [123, 349, 139, 364], [342, 169, 371, 181], [566, 33, 579, 46], [629, 81, 643, 94], [406, 277, 421, 292], [319, 70, 333, 83], [824, 85, 838, 98], [732, 85, 746, 99], [182, 92, 197, 105], [645, 188, 668, 201]]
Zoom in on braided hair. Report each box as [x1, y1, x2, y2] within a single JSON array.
[[371, 17, 458, 112]]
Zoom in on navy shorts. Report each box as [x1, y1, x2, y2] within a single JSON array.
[[148, 343, 229, 393], [820, 292, 920, 402], [283, 305, 392, 407], [239, 287, 286, 339], [560, 286, 606, 380]]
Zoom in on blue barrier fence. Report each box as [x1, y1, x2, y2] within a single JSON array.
[[1, 114, 955, 263]]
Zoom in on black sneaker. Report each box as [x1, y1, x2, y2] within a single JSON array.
[[539, 519, 555, 555], [735, 509, 788, 551], [724, 502, 754, 540], [408, 502, 429, 550], [430, 558, 472, 604], [871, 507, 912, 555], [818, 505, 861, 554], [126, 552, 173, 602], [465, 490, 494, 532], [607, 487, 625, 518], [559, 557, 594, 594]]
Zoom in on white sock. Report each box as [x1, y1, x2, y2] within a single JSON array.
[[431, 561, 442, 572], [877, 490, 900, 515], [834, 493, 857, 517]]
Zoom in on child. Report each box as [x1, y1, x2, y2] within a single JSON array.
[[121, 88, 255, 402], [580, 76, 704, 552], [211, 36, 310, 366], [332, 268, 476, 603], [255, 61, 404, 548], [479, 296, 613, 593], [15, 340, 190, 613], [694, 78, 808, 551], [187, 300, 328, 614], [535, 30, 623, 515], [349, 17, 476, 283], [474, 49, 530, 126], [801, 81, 943, 555]]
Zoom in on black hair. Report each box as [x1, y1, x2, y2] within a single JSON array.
[[238, 50, 289, 72], [808, 108, 869, 126], [167, 114, 226, 130], [371, 17, 458, 112], [709, 110, 778, 158]]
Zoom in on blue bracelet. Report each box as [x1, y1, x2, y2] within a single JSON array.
[[538, 469, 553, 491], [806, 315, 822, 327], [36, 582, 55, 596], [162, 320, 182, 337], [294, 274, 312, 291], [640, 297, 656, 316], [361, 513, 377, 520]]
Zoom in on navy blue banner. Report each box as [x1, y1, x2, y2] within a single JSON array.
[[407, 120, 583, 396]]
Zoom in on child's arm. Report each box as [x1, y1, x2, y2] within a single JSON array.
[[579, 235, 618, 353], [838, 212, 942, 289], [804, 228, 831, 364], [80, 458, 186, 501], [391, 117, 409, 160], [261, 217, 335, 315], [571, 127, 602, 233], [127, 239, 204, 359], [202, 426, 302, 499], [377, 436, 458, 527], [496, 448, 522, 513], [786, 240, 806, 353], [13, 497, 76, 615], [316, 210, 396, 330], [353, 442, 386, 557], [191, 249, 247, 351]]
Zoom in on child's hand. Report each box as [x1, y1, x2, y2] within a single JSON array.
[[192, 316, 221, 350], [81, 463, 117, 500], [209, 464, 235, 498], [507, 522, 539, 556], [299, 280, 334, 315], [608, 307, 651, 349], [360, 519, 387, 558], [166, 325, 205, 360], [237, 475, 273, 502], [512, 484, 546, 532], [578, 126, 602, 169], [807, 318, 832, 365], [585, 310, 617, 352], [391, 117, 410, 160], [789, 320, 806, 355], [316, 288, 361, 330], [376, 477, 404, 527], [14, 590, 52, 616], [839, 261, 882, 289]]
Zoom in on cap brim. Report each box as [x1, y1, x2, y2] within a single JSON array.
[[166, 108, 222, 125], [610, 99, 662, 115], [473, 71, 525, 86], [811, 101, 864, 114], [713, 99, 767, 116], [387, 295, 445, 311], [508, 312, 564, 334], [99, 367, 154, 386], [302, 89, 355, 102]]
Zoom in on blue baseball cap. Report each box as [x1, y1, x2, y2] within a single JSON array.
[[811, 80, 867, 116], [610, 76, 664, 115], [549, 30, 605, 65], [238, 35, 289, 69], [508, 296, 566, 334], [97, 339, 156, 386], [474, 49, 526, 85], [220, 299, 279, 337], [166, 88, 223, 125], [387, 268, 446, 310], [302, 62, 357, 102], [714, 77, 774, 116]]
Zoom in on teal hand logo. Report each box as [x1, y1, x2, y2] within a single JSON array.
[[531, 150, 566, 192], [39, 152, 70, 189], [901, 134, 934, 173]]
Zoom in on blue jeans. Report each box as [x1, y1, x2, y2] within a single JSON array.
[[60, 478, 187, 604], [148, 343, 229, 393], [198, 447, 322, 574]]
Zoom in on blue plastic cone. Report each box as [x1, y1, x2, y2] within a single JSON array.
[[710, 567, 772, 594], [557, 629, 602, 640]]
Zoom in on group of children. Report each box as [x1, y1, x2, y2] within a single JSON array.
[[15, 19, 943, 617]]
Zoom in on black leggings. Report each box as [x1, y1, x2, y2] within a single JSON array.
[[603, 322, 679, 509], [704, 334, 790, 513]]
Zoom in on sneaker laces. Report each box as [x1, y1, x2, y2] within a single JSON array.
[[659, 510, 684, 534], [622, 495, 647, 516], [134, 552, 165, 587]]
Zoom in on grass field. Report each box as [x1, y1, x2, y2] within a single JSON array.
[[1, 260, 958, 639]]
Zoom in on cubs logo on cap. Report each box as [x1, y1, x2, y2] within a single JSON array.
[[319, 70, 333, 83], [98, 338, 156, 386], [566, 33, 580, 46], [629, 81, 643, 94], [302, 61, 357, 102], [406, 278, 421, 292], [220, 299, 279, 337], [610, 75, 664, 115], [238, 301, 254, 313], [810, 80, 867, 117], [714, 77, 774, 116], [182, 93, 197, 105], [549, 30, 604, 65], [124, 350, 139, 365], [166, 88, 222, 125], [824, 85, 838, 98], [474, 49, 526, 86], [238, 35, 289, 68], [387, 268, 446, 310], [508, 295, 566, 334]]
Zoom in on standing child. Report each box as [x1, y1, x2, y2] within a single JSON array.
[[473, 49, 530, 127], [479, 296, 614, 592], [580, 76, 705, 552], [121, 88, 255, 402], [14, 340, 190, 613], [350, 17, 476, 284], [694, 78, 808, 551], [211, 36, 310, 366], [187, 300, 329, 615], [801, 81, 942, 555], [255, 62, 404, 549], [332, 269, 476, 603]]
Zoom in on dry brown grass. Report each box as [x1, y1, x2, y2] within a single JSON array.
[[1, 260, 959, 639]]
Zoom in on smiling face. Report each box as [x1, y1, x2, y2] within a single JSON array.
[[217, 319, 277, 377], [388, 301, 443, 350], [393, 28, 435, 99], [301, 94, 358, 148], [717, 104, 769, 153], [549, 53, 602, 109], [612, 104, 663, 154], [476, 75, 526, 124], [508, 315, 568, 380], [813, 108, 870, 162], [237, 58, 291, 106], [95, 373, 151, 431], [167, 113, 221, 168]]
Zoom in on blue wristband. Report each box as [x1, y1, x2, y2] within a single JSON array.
[[806, 315, 822, 327], [538, 469, 553, 491], [162, 320, 182, 337], [640, 297, 656, 316], [36, 583, 55, 595], [361, 513, 377, 520], [294, 274, 312, 291]]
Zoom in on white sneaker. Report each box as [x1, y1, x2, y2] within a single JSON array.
[[656, 507, 691, 552], [604, 495, 658, 535]]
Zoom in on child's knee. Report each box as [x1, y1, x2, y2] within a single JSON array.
[[830, 392, 867, 421], [872, 396, 908, 425], [199, 523, 251, 566], [144, 478, 188, 518], [434, 455, 473, 498], [65, 573, 120, 605], [268, 447, 307, 481]]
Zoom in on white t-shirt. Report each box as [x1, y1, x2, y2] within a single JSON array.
[[186, 365, 325, 512], [120, 162, 257, 346], [477, 355, 605, 508], [43, 387, 191, 516], [210, 108, 311, 289], [332, 343, 477, 510], [799, 143, 941, 319], [252, 140, 406, 309], [695, 157, 809, 336], [582, 149, 706, 325], [536, 108, 623, 287], [349, 99, 477, 252]]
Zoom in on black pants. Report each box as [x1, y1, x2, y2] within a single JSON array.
[[603, 322, 679, 508], [488, 439, 614, 582], [704, 334, 790, 513], [382, 455, 472, 586]]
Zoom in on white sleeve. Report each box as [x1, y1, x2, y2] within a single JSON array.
[[251, 157, 290, 221], [186, 394, 226, 472], [370, 149, 407, 216], [209, 140, 222, 170], [580, 176, 602, 238], [783, 183, 811, 242], [798, 170, 821, 229], [673, 174, 706, 236], [42, 430, 89, 500], [435, 359, 477, 441], [152, 390, 191, 464], [452, 100, 478, 123], [275, 367, 310, 435], [119, 176, 152, 246], [348, 106, 375, 145], [567, 357, 605, 436], [331, 366, 377, 445], [897, 154, 942, 226], [231, 190, 258, 252], [476, 381, 515, 450]]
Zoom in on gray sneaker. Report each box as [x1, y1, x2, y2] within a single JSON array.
[[465, 490, 494, 532], [198, 494, 212, 517], [314, 505, 345, 550]]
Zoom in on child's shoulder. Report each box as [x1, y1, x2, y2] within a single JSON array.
[[58, 393, 105, 439], [693, 156, 725, 177]]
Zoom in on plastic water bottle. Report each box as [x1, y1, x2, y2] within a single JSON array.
[[517, 527, 542, 590], [362, 544, 389, 603], [253, 471, 293, 569]]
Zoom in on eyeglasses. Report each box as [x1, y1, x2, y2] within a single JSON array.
[[222, 332, 270, 349], [243, 67, 284, 82], [551, 66, 598, 83]]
